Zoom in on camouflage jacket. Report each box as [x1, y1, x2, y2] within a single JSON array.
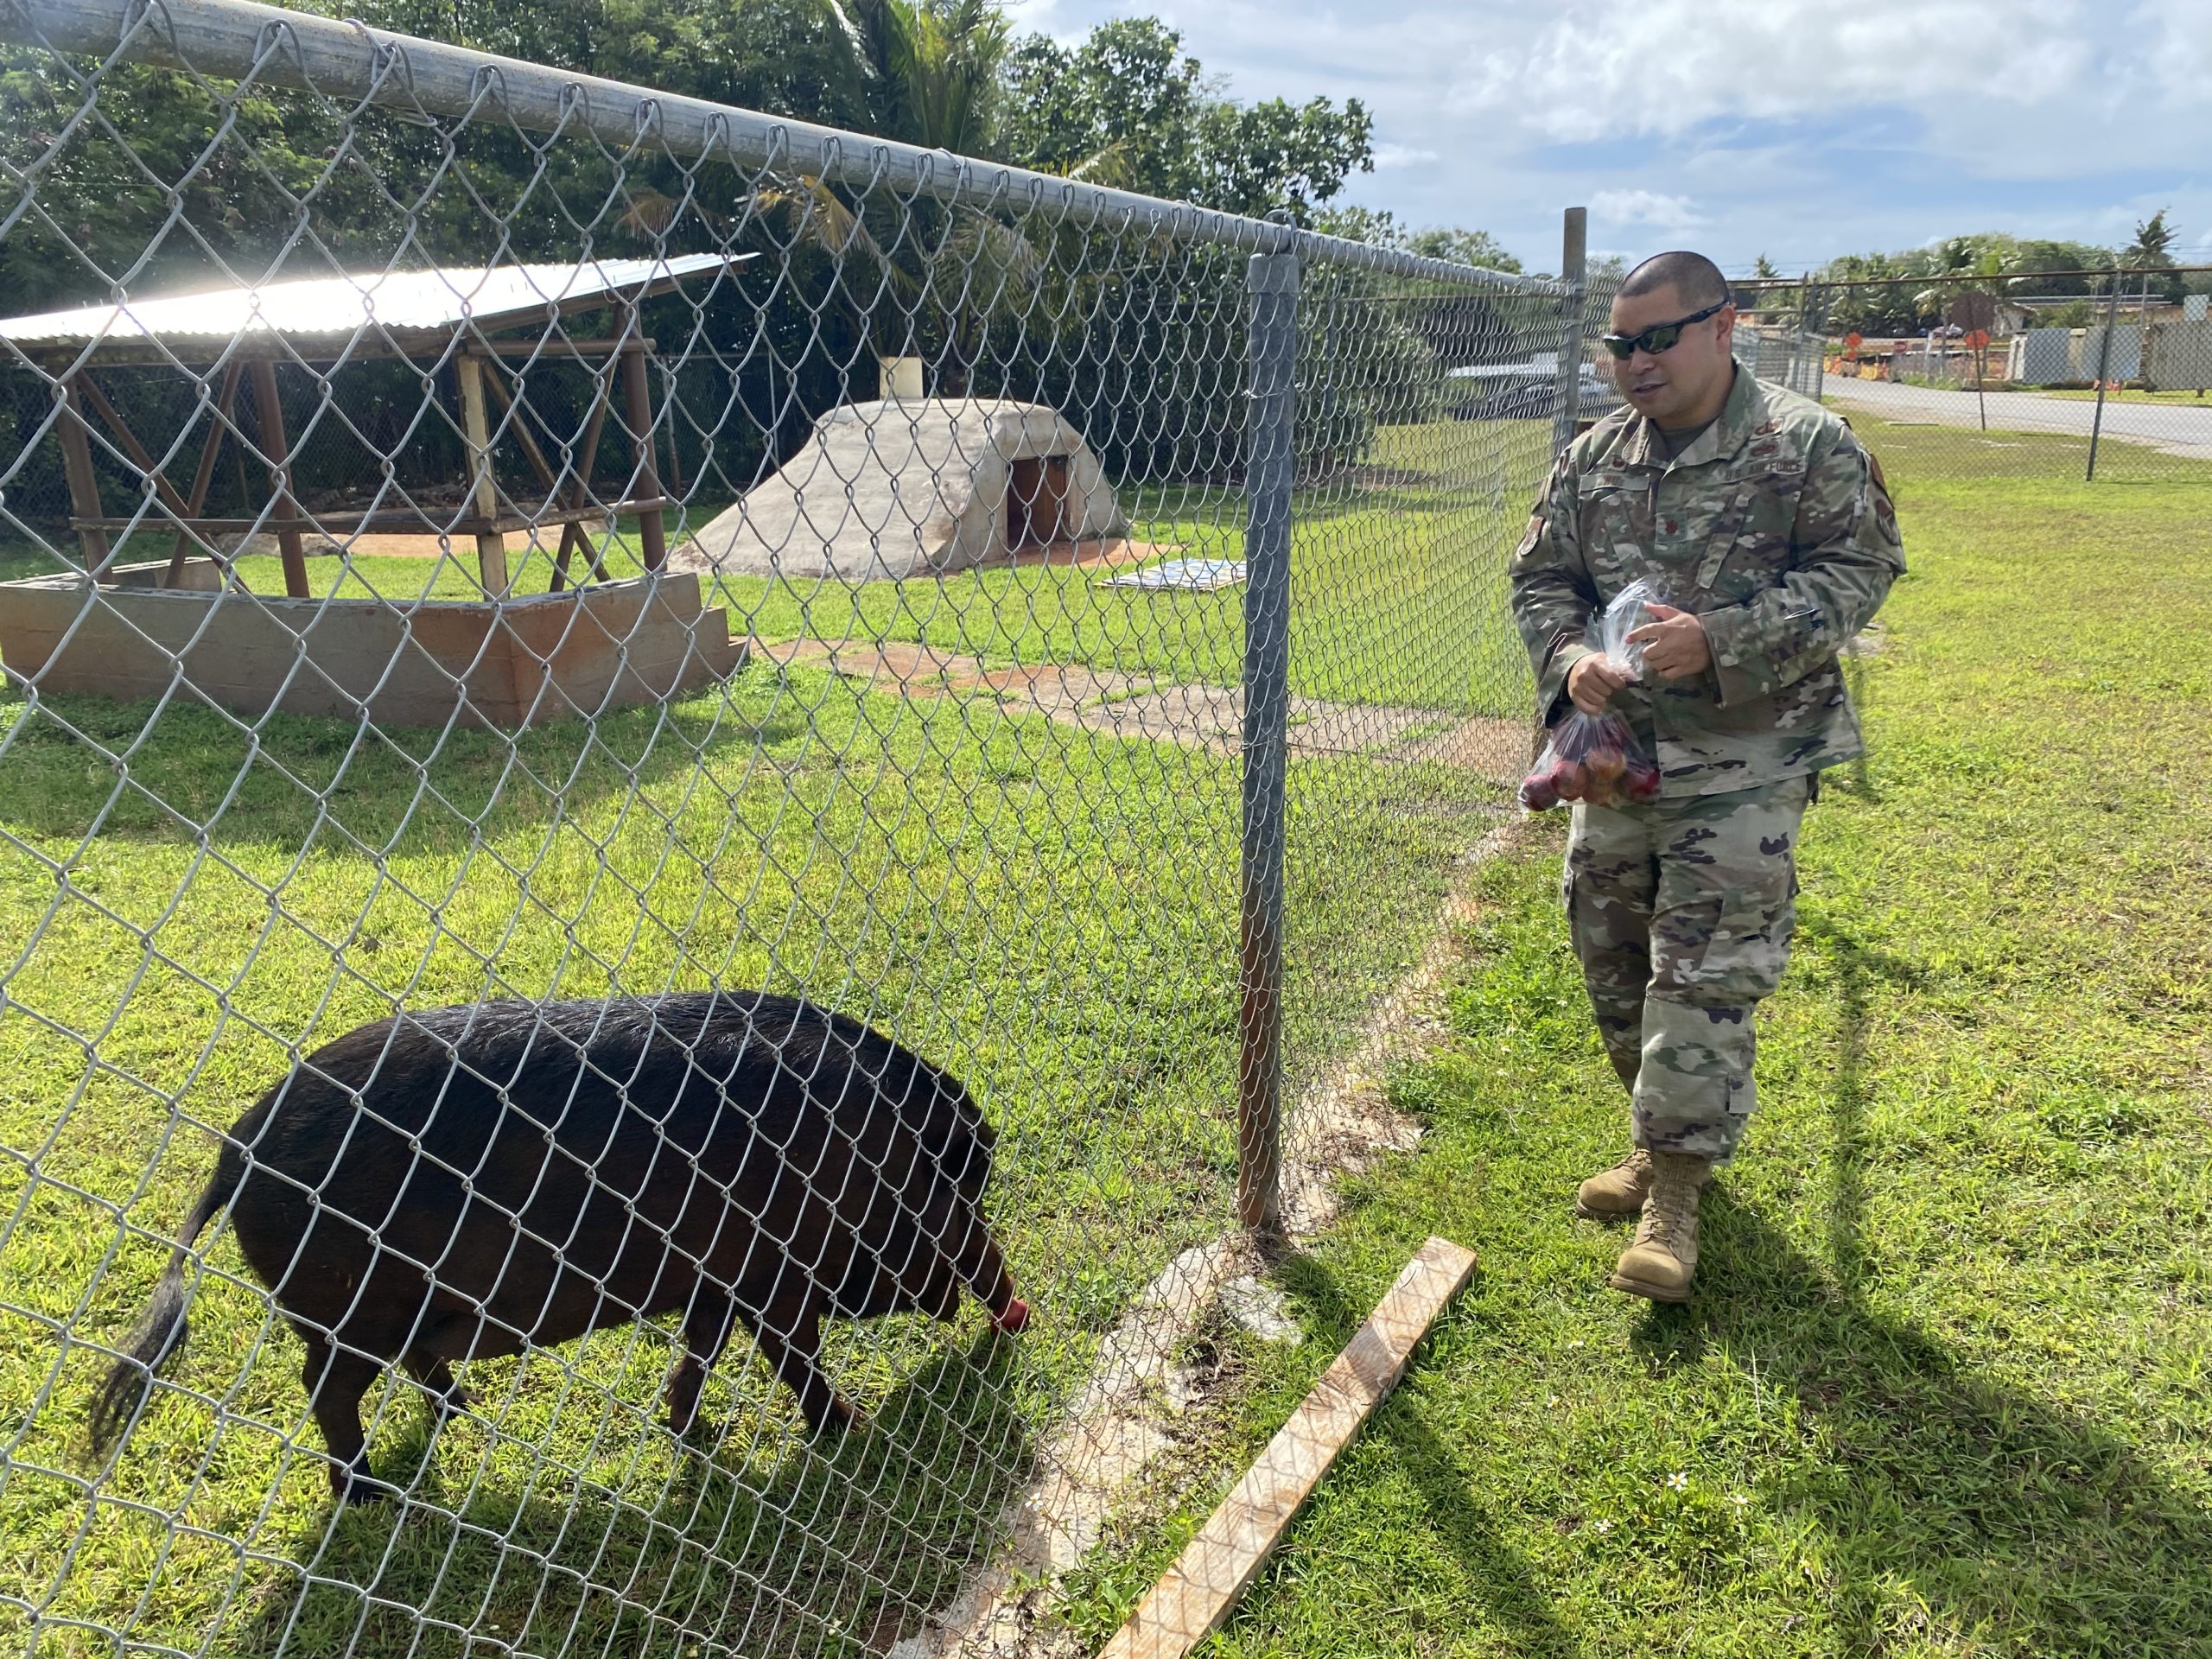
[[1510, 362, 1905, 798]]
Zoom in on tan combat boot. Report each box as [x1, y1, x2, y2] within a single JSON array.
[[1607, 1153, 1713, 1302], [1574, 1148, 1652, 1219]]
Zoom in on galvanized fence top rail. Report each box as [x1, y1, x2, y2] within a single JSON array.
[[0, 3, 1595, 1656]]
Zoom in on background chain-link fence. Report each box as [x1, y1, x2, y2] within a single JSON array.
[[0, 1, 1603, 1654], [1729, 268, 2212, 487]]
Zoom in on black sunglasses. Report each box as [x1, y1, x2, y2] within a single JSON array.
[[1600, 300, 1729, 361]]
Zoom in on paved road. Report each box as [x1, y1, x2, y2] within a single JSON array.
[[1821, 376, 2212, 461]]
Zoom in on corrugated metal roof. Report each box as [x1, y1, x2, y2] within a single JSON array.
[[0, 254, 747, 349]]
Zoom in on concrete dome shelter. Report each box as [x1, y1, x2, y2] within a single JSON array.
[[677, 397, 1126, 582]]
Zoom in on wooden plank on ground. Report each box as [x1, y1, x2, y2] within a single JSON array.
[[1098, 1236, 1478, 1659]]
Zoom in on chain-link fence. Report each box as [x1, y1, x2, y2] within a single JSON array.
[[0, 1, 1596, 1653], [1732, 270, 2212, 488]]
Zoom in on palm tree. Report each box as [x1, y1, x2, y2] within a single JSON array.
[[2124, 208, 2177, 270], [754, 0, 1027, 393]]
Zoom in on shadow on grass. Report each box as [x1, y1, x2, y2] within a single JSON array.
[[227, 1326, 1030, 1659], [1625, 919, 2212, 1653], [1799, 917, 1928, 1294], [0, 681, 817, 850], [1270, 1252, 1583, 1658]]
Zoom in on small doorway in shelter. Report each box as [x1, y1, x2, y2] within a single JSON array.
[[1007, 454, 1072, 549]]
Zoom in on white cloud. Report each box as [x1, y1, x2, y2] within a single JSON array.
[[1452, 0, 2094, 141], [1590, 188, 1706, 230], [1000, 0, 2212, 270]]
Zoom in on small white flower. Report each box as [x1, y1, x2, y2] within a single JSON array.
[[1568, 1340, 1585, 1350], [1592, 1518, 1613, 1534], [1547, 1395, 1560, 1408], [1666, 1471, 1689, 1491], [1729, 1492, 1751, 1508]]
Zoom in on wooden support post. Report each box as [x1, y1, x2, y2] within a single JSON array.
[[54, 375, 113, 576], [618, 315, 667, 571], [246, 358, 311, 598], [167, 361, 244, 585], [454, 354, 510, 596], [1100, 1238, 1478, 1659]]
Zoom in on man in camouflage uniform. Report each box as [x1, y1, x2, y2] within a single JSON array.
[[1510, 250, 1904, 1302]]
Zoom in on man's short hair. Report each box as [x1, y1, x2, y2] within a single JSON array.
[[1618, 251, 1730, 311]]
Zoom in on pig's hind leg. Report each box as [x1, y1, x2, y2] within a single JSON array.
[[664, 1284, 735, 1437], [299, 1327, 386, 1503]]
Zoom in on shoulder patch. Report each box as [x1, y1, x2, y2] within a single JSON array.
[[1514, 510, 1544, 560]]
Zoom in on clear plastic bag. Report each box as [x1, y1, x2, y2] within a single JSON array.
[[1518, 582, 1664, 811], [1592, 578, 1658, 677]]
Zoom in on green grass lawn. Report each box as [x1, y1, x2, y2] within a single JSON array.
[[2033, 386, 2212, 405], [1058, 423, 2212, 1656], [0, 416, 1537, 1654]]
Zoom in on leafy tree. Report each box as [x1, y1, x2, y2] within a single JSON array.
[[996, 17, 1371, 223], [1815, 233, 2127, 335], [1404, 226, 1522, 275], [999, 18, 1206, 197], [2006, 238, 2120, 296]]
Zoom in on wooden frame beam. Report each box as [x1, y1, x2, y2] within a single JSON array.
[[67, 499, 671, 539], [54, 376, 113, 576], [1099, 1237, 1478, 1659]]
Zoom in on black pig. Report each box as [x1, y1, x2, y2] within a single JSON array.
[[88, 992, 1028, 1500]]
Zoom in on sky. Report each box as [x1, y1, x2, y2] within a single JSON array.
[[1001, 0, 2212, 276]]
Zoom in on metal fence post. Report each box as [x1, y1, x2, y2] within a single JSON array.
[[1552, 207, 1588, 457], [1808, 278, 1827, 404], [1238, 249, 1297, 1247], [2088, 266, 2121, 480]]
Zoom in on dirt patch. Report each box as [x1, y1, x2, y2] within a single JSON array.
[[759, 639, 1525, 779]]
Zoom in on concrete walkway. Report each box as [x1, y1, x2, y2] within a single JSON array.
[[1823, 377, 2212, 461]]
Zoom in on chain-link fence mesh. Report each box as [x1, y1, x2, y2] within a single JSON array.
[[0, 2, 1592, 1653], [1732, 271, 2212, 488]]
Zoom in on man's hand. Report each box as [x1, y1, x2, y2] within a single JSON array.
[[1567, 652, 1631, 715], [1626, 602, 1713, 681]]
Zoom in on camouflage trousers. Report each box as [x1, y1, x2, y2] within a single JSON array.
[[1563, 775, 1809, 1162]]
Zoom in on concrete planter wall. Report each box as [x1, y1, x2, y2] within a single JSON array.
[[0, 560, 745, 728]]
